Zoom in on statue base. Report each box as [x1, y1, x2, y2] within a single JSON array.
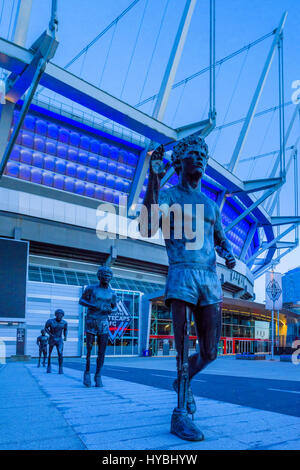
[[10, 355, 31, 362]]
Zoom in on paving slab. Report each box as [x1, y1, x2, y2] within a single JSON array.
[[0, 363, 86, 450]]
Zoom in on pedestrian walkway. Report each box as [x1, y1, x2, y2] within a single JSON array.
[[2, 362, 300, 450], [0, 363, 85, 450]]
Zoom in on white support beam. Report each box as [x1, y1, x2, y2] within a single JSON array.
[[268, 147, 295, 215], [274, 241, 298, 249], [253, 246, 295, 279], [228, 12, 287, 173], [240, 222, 257, 261], [11, 0, 33, 47], [270, 216, 300, 226], [0, 101, 15, 161], [128, 0, 197, 213], [152, 0, 197, 121], [247, 224, 296, 265], [264, 104, 300, 211], [225, 183, 282, 233], [0, 37, 178, 144], [6, 31, 59, 103], [232, 176, 283, 195]]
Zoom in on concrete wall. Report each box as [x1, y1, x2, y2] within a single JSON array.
[[26, 281, 82, 357]]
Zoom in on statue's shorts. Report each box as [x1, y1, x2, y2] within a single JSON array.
[[85, 317, 109, 336], [48, 337, 64, 353], [165, 263, 223, 308]]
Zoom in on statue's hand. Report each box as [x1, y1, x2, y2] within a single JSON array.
[[149, 144, 170, 180], [225, 253, 236, 270], [102, 304, 112, 315], [216, 245, 236, 270]]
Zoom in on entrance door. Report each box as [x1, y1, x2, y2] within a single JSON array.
[[226, 339, 233, 354], [237, 340, 253, 353]]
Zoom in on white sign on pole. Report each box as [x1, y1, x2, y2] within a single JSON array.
[[254, 321, 270, 340], [265, 271, 283, 310]]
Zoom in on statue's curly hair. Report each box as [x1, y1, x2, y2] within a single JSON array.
[[171, 134, 208, 175], [55, 309, 64, 316], [97, 265, 113, 277]]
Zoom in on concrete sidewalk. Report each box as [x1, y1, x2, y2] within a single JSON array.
[[0, 363, 86, 450], [2, 362, 300, 450]]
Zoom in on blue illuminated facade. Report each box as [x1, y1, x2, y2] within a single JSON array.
[[6, 109, 139, 204]]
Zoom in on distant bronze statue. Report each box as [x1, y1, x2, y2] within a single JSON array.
[[141, 134, 236, 441], [36, 329, 48, 367], [45, 309, 68, 374], [79, 266, 117, 387]]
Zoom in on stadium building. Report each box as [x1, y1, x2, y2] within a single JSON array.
[[0, 1, 299, 359]]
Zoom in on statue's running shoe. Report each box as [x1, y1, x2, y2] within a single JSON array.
[[83, 371, 91, 387], [94, 373, 103, 387], [171, 408, 204, 441]]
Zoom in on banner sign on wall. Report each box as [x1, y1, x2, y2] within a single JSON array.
[[265, 271, 282, 310], [108, 300, 132, 342], [16, 327, 26, 355]]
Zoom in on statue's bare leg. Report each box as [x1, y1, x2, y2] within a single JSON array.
[[95, 333, 108, 387], [47, 344, 54, 373], [57, 342, 64, 374], [42, 349, 47, 367], [37, 350, 41, 367], [83, 333, 94, 387], [188, 303, 222, 379], [170, 300, 204, 441]]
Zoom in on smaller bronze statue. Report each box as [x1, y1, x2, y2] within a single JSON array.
[[79, 266, 117, 387], [36, 329, 48, 367], [45, 309, 68, 374]]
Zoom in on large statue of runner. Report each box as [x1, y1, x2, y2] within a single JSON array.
[[45, 309, 68, 374], [140, 134, 236, 441], [79, 266, 117, 388]]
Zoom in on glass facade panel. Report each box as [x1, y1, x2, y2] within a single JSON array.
[[82, 290, 141, 356], [150, 303, 271, 356]]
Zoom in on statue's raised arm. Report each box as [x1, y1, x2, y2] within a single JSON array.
[[139, 144, 170, 238]]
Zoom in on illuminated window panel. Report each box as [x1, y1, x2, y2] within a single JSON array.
[[28, 265, 164, 294], [6, 111, 139, 204]]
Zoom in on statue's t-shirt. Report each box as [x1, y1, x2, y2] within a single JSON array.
[[158, 184, 225, 270]]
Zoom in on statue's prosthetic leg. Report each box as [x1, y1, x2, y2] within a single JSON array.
[[95, 333, 108, 387], [177, 306, 190, 412], [171, 304, 204, 441], [83, 333, 94, 387]]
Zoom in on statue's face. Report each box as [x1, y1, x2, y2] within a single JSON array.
[[41, 330, 45, 335], [55, 311, 64, 322], [180, 145, 208, 179], [97, 268, 112, 285]]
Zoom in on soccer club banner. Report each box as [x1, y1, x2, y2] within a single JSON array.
[[265, 271, 283, 310], [108, 300, 132, 342]]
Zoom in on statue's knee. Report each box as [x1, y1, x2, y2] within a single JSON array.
[[204, 347, 218, 363]]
